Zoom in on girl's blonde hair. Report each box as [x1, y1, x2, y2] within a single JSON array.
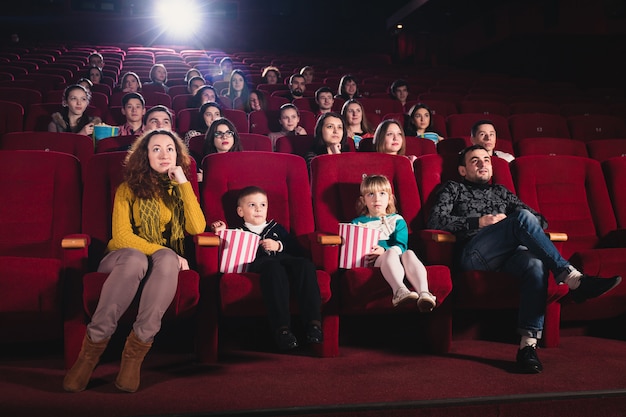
[[356, 174, 397, 216]]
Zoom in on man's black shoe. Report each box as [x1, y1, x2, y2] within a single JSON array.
[[570, 275, 622, 303], [275, 328, 298, 351], [306, 324, 324, 344], [516, 345, 543, 374]]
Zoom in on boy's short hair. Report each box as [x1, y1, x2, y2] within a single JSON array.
[[121, 92, 145, 107], [237, 186, 267, 206]]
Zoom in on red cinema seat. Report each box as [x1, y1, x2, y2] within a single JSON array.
[[512, 155, 626, 338], [198, 152, 339, 360], [62, 151, 206, 368], [413, 153, 569, 348], [310, 152, 453, 353], [1, 131, 94, 162], [0, 150, 82, 344], [508, 113, 570, 143]]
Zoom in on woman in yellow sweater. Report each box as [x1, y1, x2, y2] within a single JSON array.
[[64, 129, 206, 393]]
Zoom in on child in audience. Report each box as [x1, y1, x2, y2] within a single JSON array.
[[351, 174, 436, 312], [144, 63, 169, 93], [117, 92, 146, 136], [268, 103, 307, 150], [48, 84, 101, 135], [210, 186, 323, 352]]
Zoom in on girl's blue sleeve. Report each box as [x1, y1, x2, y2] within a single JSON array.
[[388, 217, 408, 253]]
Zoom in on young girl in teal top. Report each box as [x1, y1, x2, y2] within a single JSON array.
[[351, 174, 436, 312]]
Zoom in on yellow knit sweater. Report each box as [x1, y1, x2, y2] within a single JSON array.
[[106, 181, 206, 256]]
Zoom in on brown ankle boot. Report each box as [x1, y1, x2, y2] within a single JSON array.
[[63, 333, 109, 392], [115, 331, 153, 393]]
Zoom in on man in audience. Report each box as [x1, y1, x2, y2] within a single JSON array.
[[470, 119, 515, 162], [187, 76, 206, 95], [285, 74, 306, 101], [117, 92, 146, 136], [390, 79, 410, 113], [143, 105, 174, 132], [427, 144, 622, 374], [315, 87, 335, 116]]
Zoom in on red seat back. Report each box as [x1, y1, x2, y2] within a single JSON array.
[[1, 131, 94, 162]]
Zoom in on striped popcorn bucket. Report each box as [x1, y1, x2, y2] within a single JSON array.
[[338, 223, 380, 269], [216, 229, 261, 273]]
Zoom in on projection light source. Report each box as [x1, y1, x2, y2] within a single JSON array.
[[155, 0, 202, 38]]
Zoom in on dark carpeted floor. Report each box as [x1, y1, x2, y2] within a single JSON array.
[[2, 333, 626, 417]]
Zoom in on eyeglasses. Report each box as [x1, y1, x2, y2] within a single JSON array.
[[214, 130, 234, 139]]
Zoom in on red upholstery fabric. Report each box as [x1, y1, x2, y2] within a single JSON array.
[[508, 113, 571, 143], [63, 151, 203, 368], [310, 152, 453, 353], [458, 100, 511, 116], [94, 134, 137, 153], [275, 134, 315, 157], [567, 114, 626, 141], [515, 137, 589, 157], [239, 133, 272, 151], [0, 150, 81, 343], [1, 131, 94, 162], [221, 109, 250, 134], [357, 136, 437, 156], [413, 153, 568, 347], [200, 151, 338, 359], [587, 139, 626, 162], [0, 100, 24, 134], [511, 155, 626, 322], [602, 156, 626, 229], [446, 113, 512, 141], [24, 103, 102, 132]]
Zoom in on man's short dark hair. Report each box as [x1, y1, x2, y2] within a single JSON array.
[[470, 119, 496, 137], [390, 79, 408, 94], [458, 144, 489, 167], [315, 86, 333, 100], [289, 74, 305, 84], [121, 92, 145, 107], [143, 105, 172, 124]]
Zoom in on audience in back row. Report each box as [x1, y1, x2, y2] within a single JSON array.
[[144, 63, 169, 93], [470, 119, 514, 162], [305, 111, 350, 174], [405, 103, 444, 143], [184, 101, 222, 146], [48, 84, 101, 136], [261, 65, 281, 85], [268, 103, 308, 150], [342, 99, 374, 148]]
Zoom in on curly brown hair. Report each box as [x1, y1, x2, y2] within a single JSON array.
[[124, 129, 192, 199]]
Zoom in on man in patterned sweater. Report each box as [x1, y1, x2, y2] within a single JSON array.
[[427, 144, 621, 374]]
